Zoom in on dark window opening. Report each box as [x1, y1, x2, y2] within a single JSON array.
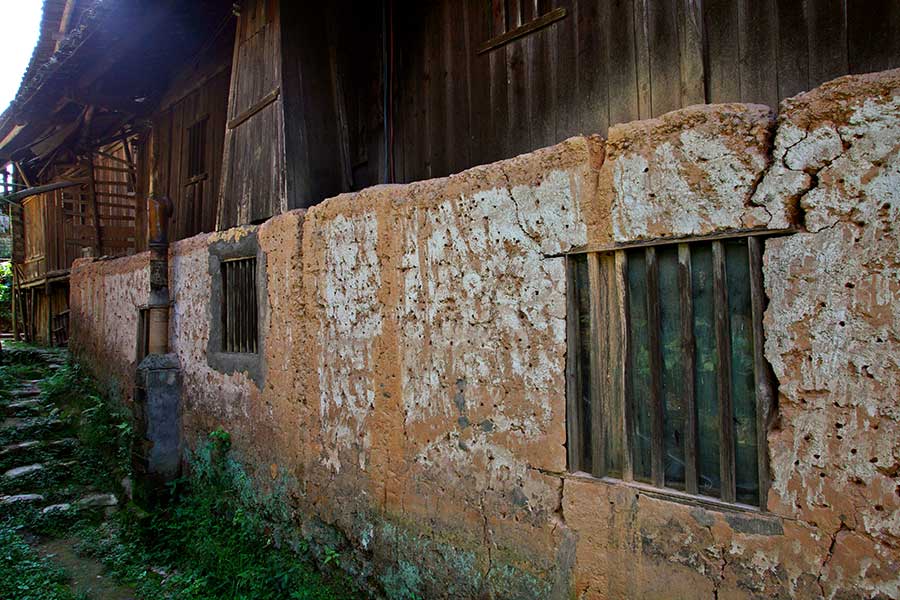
[[221, 257, 258, 354], [187, 118, 208, 180], [136, 308, 150, 364], [566, 235, 776, 508]]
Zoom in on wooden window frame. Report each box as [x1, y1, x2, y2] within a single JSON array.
[[220, 256, 259, 354], [565, 231, 780, 510]]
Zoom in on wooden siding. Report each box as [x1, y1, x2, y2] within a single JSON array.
[[218, 0, 286, 230], [390, 0, 900, 184], [152, 69, 230, 241]]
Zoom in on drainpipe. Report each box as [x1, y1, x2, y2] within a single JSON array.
[[146, 193, 171, 355]]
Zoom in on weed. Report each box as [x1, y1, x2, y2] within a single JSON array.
[[75, 430, 359, 600], [0, 523, 86, 600]]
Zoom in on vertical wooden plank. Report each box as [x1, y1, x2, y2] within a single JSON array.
[[632, 0, 653, 119], [737, 0, 778, 108], [506, 10, 530, 156], [429, 3, 448, 178], [617, 251, 633, 481], [529, 2, 556, 151], [702, 0, 741, 103], [447, 0, 472, 174], [250, 260, 260, 353], [748, 236, 773, 509], [776, 0, 810, 100], [226, 263, 235, 352], [645, 247, 664, 487], [647, 0, 681, 116], [565, 255, 585, 472], [597, 252, 626, 478], [678, 244, 698, 495], [606, 0, 640, 126], [588, 253, 605, 478], [677, 0, 706, 106], [712, 240, 735, 502], [467, 0, 493, 169], [574, 0, 609, 137], [85, 157, 102, 255], [807, 0, 849, 88], [553, 0, 578, 140]]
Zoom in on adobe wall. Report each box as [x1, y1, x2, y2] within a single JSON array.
[[68, 69, 900, 599], [69, 252, 151, 401]]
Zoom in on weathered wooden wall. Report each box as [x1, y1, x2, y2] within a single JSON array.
[[152, 69, 230, 241], [218, 0, 286, 230], [213, 0, 900, 229], [389, 0, 900, 183]]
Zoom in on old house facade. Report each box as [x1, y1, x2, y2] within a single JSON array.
[[2, 1, 899, 598]]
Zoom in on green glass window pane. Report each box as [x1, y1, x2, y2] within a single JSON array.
[[574, 254, 593, 473], [691, 243, 720, 497], [658, 246, 685, 489], [627, 249, 652, 482], [725, 240, 759, 504]]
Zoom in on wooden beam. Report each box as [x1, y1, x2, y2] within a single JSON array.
[[565, 255, 585, 472], [227, 87, 281, 130], [679, 243, 699, 495], [618, 251, 634, 482], [476, 7, 568, 54], [645, 247, 665, 488], [748, 236, 774, 509], [588, 253, 605, 477], [558, 228, 797, 257], [712, 240, 736, 503]]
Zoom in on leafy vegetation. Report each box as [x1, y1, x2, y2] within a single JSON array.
[[74, 428, 356, 599], [0, 260, 11, 329], [1, 349, 358, 599], [0, 525, 86, 600]]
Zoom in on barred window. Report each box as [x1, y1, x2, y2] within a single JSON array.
[[221, 257, 258, 354], [566, 235, 776, 508]]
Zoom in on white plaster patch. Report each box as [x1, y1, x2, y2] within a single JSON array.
[[611, 130, 766, 240], [399, 170, 584, 473], [316, 212, 382, 473]]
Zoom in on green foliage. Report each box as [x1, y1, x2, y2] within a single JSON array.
[[76, 430, 357, 600], [0, 524, 85, 600], [0, 261, 11, 326]]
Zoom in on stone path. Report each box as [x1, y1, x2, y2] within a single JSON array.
[[0, 350, 136, 600]]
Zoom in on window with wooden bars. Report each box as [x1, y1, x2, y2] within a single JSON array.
[[221, 257, 258, 354], [566, 235, 776, 508]]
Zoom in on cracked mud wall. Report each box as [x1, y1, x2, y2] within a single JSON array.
[[68, 69, 900, 599]]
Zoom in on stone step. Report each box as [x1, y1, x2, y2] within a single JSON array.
[[41, 502, 73, 515], [0, 493, 45, 505], [0, 416, 64, 433], [77, 493, 118, 508], [11, 387, 41, 398], [3, 463, 45, 480], [0, 440, 42, 455]]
